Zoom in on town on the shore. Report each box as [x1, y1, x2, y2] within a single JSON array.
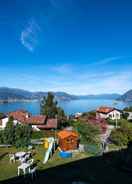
[[0, 92, 132, 182]]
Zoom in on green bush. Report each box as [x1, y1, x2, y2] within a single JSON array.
[[68, 120, 101, 145], [31, 131, 44, 139], [110, 129, 128, 147], [110, 120, 132, 147], [1, 117, 32, 148], [122, 112, 129, 120], [123, 106, 132, 112], [107, 118, 129, 127], [0, 130, 4, 144]]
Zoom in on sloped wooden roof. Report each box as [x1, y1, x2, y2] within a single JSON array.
[[58, 130, 78, 139]]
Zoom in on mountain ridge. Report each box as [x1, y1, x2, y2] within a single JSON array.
[[0, 87, 121, 102], [117, 89, 132, 102]]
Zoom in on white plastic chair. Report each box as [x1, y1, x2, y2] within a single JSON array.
[[19, 157, 26, 164], [25, 153, 30, 160], [17, 163, 31, 176], [9, 154, 16, 163], [27, 159, 34, 166], [29, 166, 37, 179]]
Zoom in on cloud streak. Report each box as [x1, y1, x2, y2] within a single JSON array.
[[20, 18, 41, 52], [51, 64, 73, 75], [95, 56, 123, 65]]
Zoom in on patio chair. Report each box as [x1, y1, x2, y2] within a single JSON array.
[[29, 165, 37, 179], [27, 159, 34, 166], [19, 157, 27, 164], [9, 154, 16, 163], [25, 153, 31, 160]]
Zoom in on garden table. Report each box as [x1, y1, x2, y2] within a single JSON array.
[[15, 152, 26, 158]]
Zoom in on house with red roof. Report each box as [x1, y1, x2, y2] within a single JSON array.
[[7, 110, 58, 131], [8, 110, 30, 125], [96, 106, 121, 120], [25, 115, 58, 130]]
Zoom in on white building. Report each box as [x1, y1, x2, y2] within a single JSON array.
[[96, 106, 121, 120], [75, 112, 83, 119], [0, 116, 9, 130], [124, 111, 132, 121]]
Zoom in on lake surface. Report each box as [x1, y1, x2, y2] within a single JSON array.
[[0, 99, 130, 115]]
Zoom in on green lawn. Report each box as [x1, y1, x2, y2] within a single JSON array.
[[1, 145, 132, 184], [0, 145, 89, 181]]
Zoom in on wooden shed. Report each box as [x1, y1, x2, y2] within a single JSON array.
[[58, 130, 79, 151]]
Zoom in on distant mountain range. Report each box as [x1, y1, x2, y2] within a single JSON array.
[[117, 89, 132, 102], [0, 87, 122, 103]]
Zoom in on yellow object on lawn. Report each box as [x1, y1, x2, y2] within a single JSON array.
[[43, 138, 49, 149]]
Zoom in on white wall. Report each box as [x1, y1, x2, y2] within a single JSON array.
[[0, 118, 22, 130], [0, 117, 9, 130], [96, 110, 121, 120], [108, 110, 121, 120], [32, 125, 40, 131]]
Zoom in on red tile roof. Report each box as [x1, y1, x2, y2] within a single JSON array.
[[37, 118, 58, 129], [8, 110, 58, 129], [58, 130, 78, 139], [8, 110, 29, 123], [96, 106, 114, 114], [26, 115, 47, 125]]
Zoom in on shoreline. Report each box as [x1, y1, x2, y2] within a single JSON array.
[[0, 99, 39, 104]]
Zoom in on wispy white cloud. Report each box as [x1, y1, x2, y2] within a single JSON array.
[[94, 56, 123, 65], [20, 18, 41, 52], [1, 61, 131, 95], [51, 64, 73, 74]]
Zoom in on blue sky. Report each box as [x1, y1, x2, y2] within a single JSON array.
[[0, 0, 132, 94]]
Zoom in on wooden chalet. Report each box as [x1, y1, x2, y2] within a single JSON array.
[[58, 130, 79, 151]]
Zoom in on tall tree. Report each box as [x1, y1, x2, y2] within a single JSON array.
[[40, 92, 65, 119], [3, 117, 15, 144], [15, 124, 32, 148]]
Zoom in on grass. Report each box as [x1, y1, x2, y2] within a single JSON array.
[[0, 145, 89, 182]]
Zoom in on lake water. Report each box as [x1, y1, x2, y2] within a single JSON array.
[[0, 99, 130, 115]]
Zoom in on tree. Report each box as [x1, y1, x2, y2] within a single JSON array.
[[23, 125, 32, 146], [15, 124, 32, 148], [41, 92, 58, 118], [0, 130, 3, 144], [40, 92, 65, 119], [78, 122, 101, 145], [69, 120, 101, 145], [0, 112, 4, 119], [1, 117, 32, 148], [3, 117, 15, 144], [110, 120, 132, 147], [122, 112, 129, 120], [110, 129, 128, 147], [123, 106, 132, 112]]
